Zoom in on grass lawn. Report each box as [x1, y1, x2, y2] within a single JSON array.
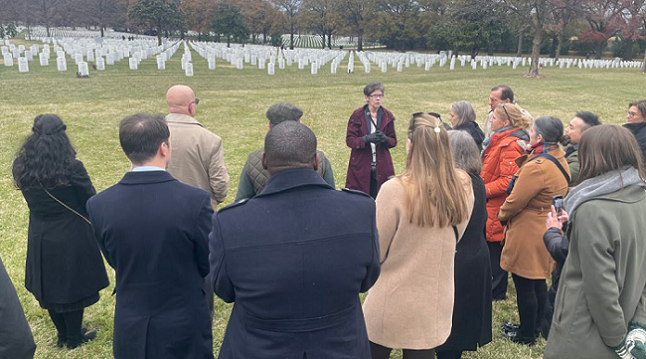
[[1, 33, 645, 359]]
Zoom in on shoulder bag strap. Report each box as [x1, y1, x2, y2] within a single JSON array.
[[41, 185, 91, 225], [536, 153, 571, 184]]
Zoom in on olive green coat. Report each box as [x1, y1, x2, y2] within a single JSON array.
[[545, 186, 646, 359], [565, 148, 579, 186]]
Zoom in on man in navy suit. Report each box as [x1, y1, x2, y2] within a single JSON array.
[[209, 121, 380, 359], [87, 114, 214, 359]]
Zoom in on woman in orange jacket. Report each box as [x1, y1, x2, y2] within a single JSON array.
[[480, 103, 530, 300]]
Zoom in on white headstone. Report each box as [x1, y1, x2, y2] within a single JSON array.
[[39, 52, 49, 66], [449, 57, 455, 70], [185, 62, 194, 76], [268, 62, 275, 75], [57, 56, 67, 71], [331, 62, 337, 74], [3, 53, 13, 66], [364, 61, 370, 73], [78, 62, 89, 76], [96, 58, 105, 71], [259, 59, 265, 69], [18, 57, 29, 72], [236, 58, 243, 69], [208, 57, 216, 70], [381, 62, 387, 72], [397, 62, 402, 72], [129, 57, 138, 70], [279, 58, 285, 69], [106, 53, 115, 65], [157, 56, 165, 70]]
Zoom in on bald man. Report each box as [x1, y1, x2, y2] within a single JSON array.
[[166, 86, 228, 319], [165, 85, 229, 208]]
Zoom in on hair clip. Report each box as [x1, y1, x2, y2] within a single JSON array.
[[434, 126, 441, 133]]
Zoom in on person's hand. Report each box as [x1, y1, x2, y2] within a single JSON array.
[[375, 131, 389, 146], [363, 132, 380, 144], [546, 206, 562, 230], [627, 322, 646, 359]]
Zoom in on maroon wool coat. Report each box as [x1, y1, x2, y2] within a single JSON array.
[[345, 105, 397, 195]]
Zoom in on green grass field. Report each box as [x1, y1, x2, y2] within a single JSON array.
[[1, 32, 645, 359]]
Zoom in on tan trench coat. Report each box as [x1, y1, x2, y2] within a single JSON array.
[[166, 113, 229, 208], [363, 171, 474, 349], [498, 147, 569, 280]]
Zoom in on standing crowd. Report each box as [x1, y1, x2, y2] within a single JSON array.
[[2, 82, 646, 359]]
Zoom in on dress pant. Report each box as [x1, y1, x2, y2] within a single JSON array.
[[512, 274, 547, 341], [487, 241, 508, 300]]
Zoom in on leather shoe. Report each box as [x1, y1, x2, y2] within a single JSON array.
[[501, 322, 520, 334], [67, 330, 97, 349]]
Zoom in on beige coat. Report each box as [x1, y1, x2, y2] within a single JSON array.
[[498, 147, 569, 280], [363, 171, 474, 349], [166, 113, 229, 208]]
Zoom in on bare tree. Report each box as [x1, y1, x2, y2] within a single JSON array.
[[273, 0, 301, 49]]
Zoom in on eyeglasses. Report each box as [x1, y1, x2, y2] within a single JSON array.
[[370, 94, 384, 99], [628, 111, 639, 117], [500, 103, 511, 121]]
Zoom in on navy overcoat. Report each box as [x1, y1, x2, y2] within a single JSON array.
[[210, 168, 380, 359], [87, 171, 214, 359]]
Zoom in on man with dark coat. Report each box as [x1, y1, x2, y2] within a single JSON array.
[[87, 114, 214, 359], [345, 82, 397, 198], [235, 102, 335, 201], [0, 254, 36, 359], [210, 121, 380, 359]]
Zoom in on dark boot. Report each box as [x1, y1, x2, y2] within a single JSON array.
[[48, 310, 67, 347]]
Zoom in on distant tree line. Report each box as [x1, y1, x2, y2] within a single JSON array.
[[1, 0, 645, 76]]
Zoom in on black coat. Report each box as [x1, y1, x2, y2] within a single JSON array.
[[436, 173, 492, 352], [455, 122, 485, 152], [19, 160, 108, 306], [0, 254, 36, 359], [624, 122, 646, 163], [543, 227, 569, 308], [87, 171, 214, 359], [210, 169, 380, 359]]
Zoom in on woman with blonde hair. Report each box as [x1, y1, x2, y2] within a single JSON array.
[[480, 103, 530, 301], [363, 113, 474, 359]]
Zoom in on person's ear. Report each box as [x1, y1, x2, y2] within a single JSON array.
[[537, 134, 544, 143], [160, 140, 170, 157], [313, 153, 319, 171], [262, 152, 268, 170]]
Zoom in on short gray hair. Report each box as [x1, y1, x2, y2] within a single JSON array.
[[364, 82, 385, 97], [448, 130, 482, 175], [451, 101, 476, 128]]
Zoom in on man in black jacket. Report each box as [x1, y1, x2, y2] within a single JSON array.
[[87, 114, 214, 359], [210, 122, 380, 359]]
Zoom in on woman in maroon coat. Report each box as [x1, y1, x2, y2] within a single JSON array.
[[345, 82, 397, 198]]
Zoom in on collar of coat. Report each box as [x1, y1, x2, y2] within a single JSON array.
[[623, 121, 646, 134], [514, 145, 565, 167], [256, 168, 333, 197], [166, 113, 203, 127], [120, 170, 176, 185]]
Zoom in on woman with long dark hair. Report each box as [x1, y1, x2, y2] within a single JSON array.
[[13, 114, 109, 349], [363, 113, 473, 359]]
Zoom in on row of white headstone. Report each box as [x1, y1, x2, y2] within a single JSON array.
[[3, 30, 643, 75]]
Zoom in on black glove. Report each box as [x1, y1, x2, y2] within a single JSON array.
[[363, 132, 380, 144], [375, 131, 389, 146]]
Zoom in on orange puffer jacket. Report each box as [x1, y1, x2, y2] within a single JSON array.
[[480, 128, 528, 242]]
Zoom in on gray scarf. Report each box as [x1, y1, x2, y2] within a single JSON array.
[[564, 166, 646, 214]]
